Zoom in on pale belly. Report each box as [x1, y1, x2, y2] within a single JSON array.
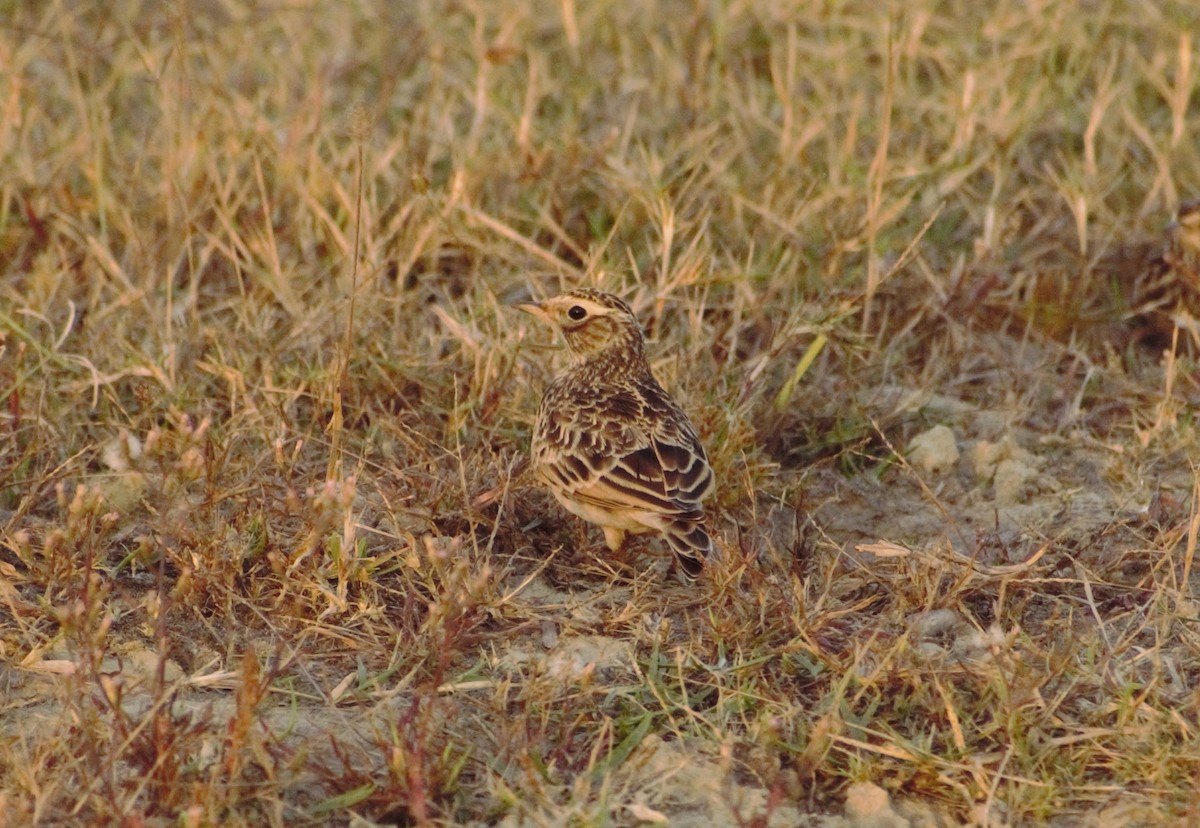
[[549, 489, 656, 534]]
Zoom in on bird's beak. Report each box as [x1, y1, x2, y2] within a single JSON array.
[[515, 301, 549, 322]]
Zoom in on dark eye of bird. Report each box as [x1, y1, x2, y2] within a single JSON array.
[[567, 305, 587, 321]]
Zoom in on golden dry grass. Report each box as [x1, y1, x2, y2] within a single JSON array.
[[3, 1, 1200, 825]]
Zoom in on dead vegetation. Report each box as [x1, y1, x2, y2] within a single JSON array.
[[2, 1, 1200, 825]]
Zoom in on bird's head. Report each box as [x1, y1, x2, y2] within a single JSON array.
[[517, 289, 646, 364]]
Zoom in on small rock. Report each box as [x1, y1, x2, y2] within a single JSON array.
[[908, 426, 959, 474], [993, 457, 1035, 504], [968, 436, 1039, 484], [907, 608, 964, 639], [968, 439, 1005, 480], [844, 781, 909, 828], [912, 642, 948, 661], [545, 635, 631, 681]]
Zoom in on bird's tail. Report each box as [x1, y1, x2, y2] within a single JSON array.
[[664, 520, 714, 581]]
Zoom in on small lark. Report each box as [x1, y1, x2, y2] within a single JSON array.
[[1126, 199, 1200, 349], [518, 289, 716, 579], [1163, 199, 1200, 280]]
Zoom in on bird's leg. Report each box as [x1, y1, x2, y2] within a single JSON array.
[[596, 526, 640, 577], [602, 526, 627, 553]]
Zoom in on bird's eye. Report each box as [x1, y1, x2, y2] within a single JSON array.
[[567, 305, 587, 321]]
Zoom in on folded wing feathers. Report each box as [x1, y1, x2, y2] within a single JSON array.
[[533, 374, 715, 575], [548, 432, 710, 518]]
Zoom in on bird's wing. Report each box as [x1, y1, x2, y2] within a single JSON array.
[[535, 383, 712, 519], [570, 438, 705, 518]]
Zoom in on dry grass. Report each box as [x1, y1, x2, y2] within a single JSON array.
[[3, 1, 1200, 825]]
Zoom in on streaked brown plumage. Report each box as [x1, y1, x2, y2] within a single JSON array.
[[1125, 199, 1200, 350], [518, 289, 715, 579]]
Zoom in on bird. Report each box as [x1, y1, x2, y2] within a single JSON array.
[[517, 288, 716, 580], [1163, 199, 1200, 282], [1122, 199, 1200, 351]]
